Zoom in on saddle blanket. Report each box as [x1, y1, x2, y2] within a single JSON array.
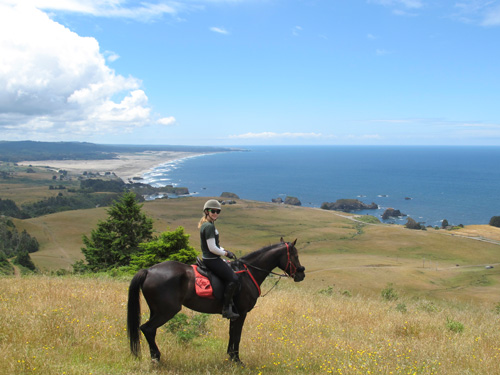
[[192, 265, 215, 299]]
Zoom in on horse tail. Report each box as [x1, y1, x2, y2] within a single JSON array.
[[127, 268, 148, 357]]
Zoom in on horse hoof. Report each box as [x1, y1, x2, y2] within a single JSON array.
[[151, 358, 160, 365]]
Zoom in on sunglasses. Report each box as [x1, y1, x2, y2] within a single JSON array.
[[209, 209, 221, 214]]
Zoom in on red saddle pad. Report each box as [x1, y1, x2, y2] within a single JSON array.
[[192, 265, 215, 299]]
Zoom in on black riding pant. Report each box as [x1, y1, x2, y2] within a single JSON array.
[[203, 257, 239, 284]]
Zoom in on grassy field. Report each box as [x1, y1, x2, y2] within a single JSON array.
[[1, 275, 499, 375]]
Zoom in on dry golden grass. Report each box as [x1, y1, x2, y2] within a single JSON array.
[[1, 276, 499, 375]]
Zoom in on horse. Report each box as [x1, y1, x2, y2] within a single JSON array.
[[127, 238, 305, 364]]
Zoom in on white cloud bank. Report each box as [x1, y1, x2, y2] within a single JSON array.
[[229, 132, 326, 139], [0, 3, 174, 140]]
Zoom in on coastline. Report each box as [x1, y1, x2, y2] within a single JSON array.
[[19, 151, 211, 183]]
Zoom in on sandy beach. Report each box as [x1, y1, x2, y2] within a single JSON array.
[[19, 151, 209, 182]]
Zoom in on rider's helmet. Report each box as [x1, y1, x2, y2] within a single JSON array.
[[203, 199, 222, 212]]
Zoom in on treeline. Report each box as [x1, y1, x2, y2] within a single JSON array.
[[0, 179, 190, 219], [0, 140, 236, 162], [22, 193, 123, 217], [0, 218, 38, 273]]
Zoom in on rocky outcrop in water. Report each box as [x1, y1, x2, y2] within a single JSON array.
[[321, 199, 378, 212], [382, 208, 406, 220], [220, 192, 240, 199], [284, 196, 301, 206]]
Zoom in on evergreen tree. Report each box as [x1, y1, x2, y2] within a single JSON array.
[[81, 192, 154, 271], [14, 251, 36, 271]]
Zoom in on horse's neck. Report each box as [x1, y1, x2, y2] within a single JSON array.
[[244, 245, 283, 285]]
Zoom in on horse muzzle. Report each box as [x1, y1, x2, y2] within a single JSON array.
[[293, 266, 305, 282]]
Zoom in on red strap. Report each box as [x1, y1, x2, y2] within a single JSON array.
[[236, 264, 261, 296]]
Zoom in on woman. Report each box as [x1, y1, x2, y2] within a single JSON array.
[[198, 199, 240, 320]]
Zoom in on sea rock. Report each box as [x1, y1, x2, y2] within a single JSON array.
[[272, 197, 283, 204], [220, 192, 240, 199], [382, 208, 407, 220], [284, 196, 302, 206], [321, 199, 378, 212]]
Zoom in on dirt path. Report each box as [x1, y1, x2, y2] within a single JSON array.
[[12, 263, 20, 277]]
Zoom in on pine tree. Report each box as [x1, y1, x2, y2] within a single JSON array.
[[14, 251, 36, 271], [81, 192, 154, 271]]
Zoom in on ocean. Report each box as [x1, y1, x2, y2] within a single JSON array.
[[142, 146, 500, 226]]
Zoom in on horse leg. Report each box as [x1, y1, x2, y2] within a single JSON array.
[[140, 308, 180, 362], [227, 312, 247, 364]]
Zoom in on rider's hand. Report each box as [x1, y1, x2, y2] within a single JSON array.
[[225, 251, 236, 259]]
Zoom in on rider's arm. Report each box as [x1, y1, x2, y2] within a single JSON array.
[[206, 237, 227, 256]]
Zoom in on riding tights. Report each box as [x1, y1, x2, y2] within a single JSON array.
[[203, 257, 239, 284]]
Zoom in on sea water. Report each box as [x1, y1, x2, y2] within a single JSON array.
[[142, 146, 500, 226]]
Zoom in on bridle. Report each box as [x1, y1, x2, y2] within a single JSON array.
[[238, 242, 304, 278], [236, 242, 304, 297]]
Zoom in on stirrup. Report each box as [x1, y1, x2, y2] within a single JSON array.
[[222, 305, 240, 320]]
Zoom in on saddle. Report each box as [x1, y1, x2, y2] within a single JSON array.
[[192, 258, 226, 301]]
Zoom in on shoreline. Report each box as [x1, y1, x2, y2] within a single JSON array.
[[19, 151, 211, 182]]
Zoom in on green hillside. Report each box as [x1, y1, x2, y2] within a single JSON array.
[[14, 196, 500, 304]]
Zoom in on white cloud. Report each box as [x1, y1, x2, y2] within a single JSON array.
[[210, 26, 229, 34], [157, 116, 176, 126], [481, 5, 500, 26], [369, 0, 423, 9], [230, 132, 325, 139], [5, 0, 178, 21], [104, 51, 120, 62], [292, 25, 302, 36], [0, 3, 160, 139]]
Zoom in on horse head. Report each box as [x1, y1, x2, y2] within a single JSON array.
[[280, 238, 305, 282]]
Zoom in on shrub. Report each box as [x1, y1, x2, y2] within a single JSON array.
[[381, 283, 399, 301], [446, 317, 464, 333], [396, 303, 407, 313], [166, 313, 210, 343], [128, 227, 198, 271], [318, 286, 334, 296], [494, 302, 500, 315], [489, 216, 500, 228]]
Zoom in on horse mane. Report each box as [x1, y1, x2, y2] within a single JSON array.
[[239, 242, 282, 262]]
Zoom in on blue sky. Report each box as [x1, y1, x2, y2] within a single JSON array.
[[1, 0, 500, 146]]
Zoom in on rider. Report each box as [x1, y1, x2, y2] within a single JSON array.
[[198, 199, 240, 320]]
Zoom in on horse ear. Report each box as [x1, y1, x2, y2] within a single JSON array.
[[280, 237, 284, 243], [292, 238, 297, 246]]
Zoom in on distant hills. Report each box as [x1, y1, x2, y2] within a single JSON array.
[[0, 141, 236, 162]]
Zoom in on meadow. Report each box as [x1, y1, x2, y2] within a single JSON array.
[[1, 275, 499, 375], [2, 162, 500, 374]]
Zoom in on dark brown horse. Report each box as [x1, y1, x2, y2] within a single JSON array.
[[127, 238, 305, 363]]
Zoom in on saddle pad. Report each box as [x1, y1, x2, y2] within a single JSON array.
[[192, 265, 215, 299]]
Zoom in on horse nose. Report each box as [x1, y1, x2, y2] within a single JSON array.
[[297, 266, 305, 272]]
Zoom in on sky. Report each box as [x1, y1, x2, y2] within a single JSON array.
[[1, 0, 500, 146]]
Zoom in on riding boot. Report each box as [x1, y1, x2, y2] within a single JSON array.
[[222, 282, 240, 320]]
